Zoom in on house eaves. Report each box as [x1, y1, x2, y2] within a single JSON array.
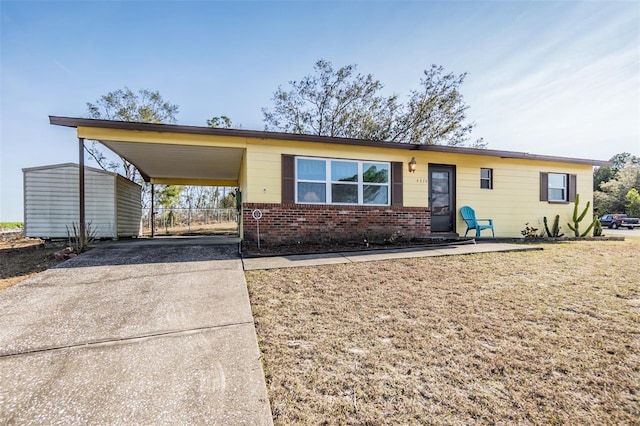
[[49, 116, 611, 167]]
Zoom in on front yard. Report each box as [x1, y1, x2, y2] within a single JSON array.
[[246, 240, 640, 424]]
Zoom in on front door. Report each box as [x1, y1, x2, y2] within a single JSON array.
[[428, 164, 456, 233]]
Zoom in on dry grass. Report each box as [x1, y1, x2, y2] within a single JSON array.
[[246, 241, 640, 425], [141, 221, 238, 236], [0, 238, 63, 291]]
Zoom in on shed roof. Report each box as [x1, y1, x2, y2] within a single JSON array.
[[22, 162, 113, 175], [22, 162, 142, 188]]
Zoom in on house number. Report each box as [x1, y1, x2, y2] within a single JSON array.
[[416, 179, 428, 184]]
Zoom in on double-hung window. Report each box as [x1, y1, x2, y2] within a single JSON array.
[[540, 172, 576, 202], [296, 157, 390, 205], [547, 173, 567, 202], [480, 168, 493, 189], [331, 161, 359, 203], [297, 158, 327, 203]]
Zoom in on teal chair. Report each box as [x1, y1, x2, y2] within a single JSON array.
[[460, 206, 495, 238]]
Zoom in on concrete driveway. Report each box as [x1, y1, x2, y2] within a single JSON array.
[[601, 227, 640, 238], [0, 236, 272, 425]]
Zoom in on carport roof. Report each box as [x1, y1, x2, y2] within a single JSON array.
[[51, 116, 252, 185], [50, 116, 610, 184]]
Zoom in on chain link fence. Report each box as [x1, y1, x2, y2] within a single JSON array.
[[142, 208, 239, 235]]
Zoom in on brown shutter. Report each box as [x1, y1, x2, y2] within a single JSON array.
[[282, 154, 295, 203], [391, 162, 403, 206], [568, 174, 577, 202], [539, 172, 548, 201]]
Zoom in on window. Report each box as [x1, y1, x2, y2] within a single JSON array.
[[295, 157, 390, 205], [331, 161, 358, 203], [539, 172, 576, 202], [297, 158, 327, 202], [548, 173, 566, 201], [480, 168, 493, 189]]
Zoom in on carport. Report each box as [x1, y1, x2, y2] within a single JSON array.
[[50, 116, 248, 237]]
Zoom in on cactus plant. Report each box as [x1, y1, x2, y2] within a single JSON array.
[[543, 215, 564, 238], [579, 216, 598, 238], [567, 194, 595, 237], [592, 215, 603, 237]]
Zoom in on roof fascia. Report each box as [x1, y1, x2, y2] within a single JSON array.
[[50, 116, 610, 167]]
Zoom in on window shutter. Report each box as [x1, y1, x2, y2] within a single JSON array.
[[391, 162, 403, 206], [568, 174, 577, 202], [540, 172, 549, 201], [282, 155, 295, 204]]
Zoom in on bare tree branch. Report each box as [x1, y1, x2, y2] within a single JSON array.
[[263, 60, 481, 146]]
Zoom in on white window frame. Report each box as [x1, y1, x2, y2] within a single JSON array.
[[295, 156, 390, 206], [480, 168, 493, 189], [548, 173, 567, 202]]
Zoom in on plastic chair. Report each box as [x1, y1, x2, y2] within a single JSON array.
[[460, 206, 495, 238]]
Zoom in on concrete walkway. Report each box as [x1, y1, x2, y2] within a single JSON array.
[[0, 236, 272, 425], [242, 241, 542, 270]]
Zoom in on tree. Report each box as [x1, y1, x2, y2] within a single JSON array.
[[262, 59, 483, 147], [593, 152, 640, 214], [389, 65, 483, 147], [85, 87, 179, 180], [593, 166, 616, 191], [207, 116, 233, 128], [611, 152, 640, 171], [182, 186, 219, 209], [625, 188, 640, 217], [156, 185, 183, 207], [156, 185, 184, 229], [595, 165, 640, 214], [219, 192, 236, 209], [594, 152, 640, 191]]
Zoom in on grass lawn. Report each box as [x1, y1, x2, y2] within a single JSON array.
[[0, 222, 23, 229], [246, 240, 640, 425]]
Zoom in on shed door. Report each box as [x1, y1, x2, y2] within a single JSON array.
[[429, 164, 456, 233]]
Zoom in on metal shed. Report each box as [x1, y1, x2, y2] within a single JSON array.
[[22, 163, 142, 239]]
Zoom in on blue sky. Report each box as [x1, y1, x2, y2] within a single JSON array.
[[1, 0, 638, 221]]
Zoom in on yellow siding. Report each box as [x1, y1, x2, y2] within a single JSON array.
[[244, 138, 427, 205], [238, 150, 248, 236], [446, 155, 593, 237], [76, 126, 595, 238], [244, 143, 282, 204], [242, 139, 594, 238]]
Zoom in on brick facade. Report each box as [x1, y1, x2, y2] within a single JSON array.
[[242, 203, 431, 248]]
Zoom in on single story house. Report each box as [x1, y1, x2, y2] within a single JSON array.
[[50, 116, 608, 247]]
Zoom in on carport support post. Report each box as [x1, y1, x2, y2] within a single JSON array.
[[78, 137, 86, 243], [151, 183, 155, 238]]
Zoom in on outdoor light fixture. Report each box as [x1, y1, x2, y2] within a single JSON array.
[[408, 157, 417, 173]]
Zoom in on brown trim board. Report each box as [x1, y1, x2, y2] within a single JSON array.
[[49, 116, 610, 167]]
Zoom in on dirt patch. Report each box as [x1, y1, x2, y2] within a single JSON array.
[[0, 239, 65, 291], [142, 222, 238, 236], [246, 240, 640, 424], [242, 237, 467, 256]]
